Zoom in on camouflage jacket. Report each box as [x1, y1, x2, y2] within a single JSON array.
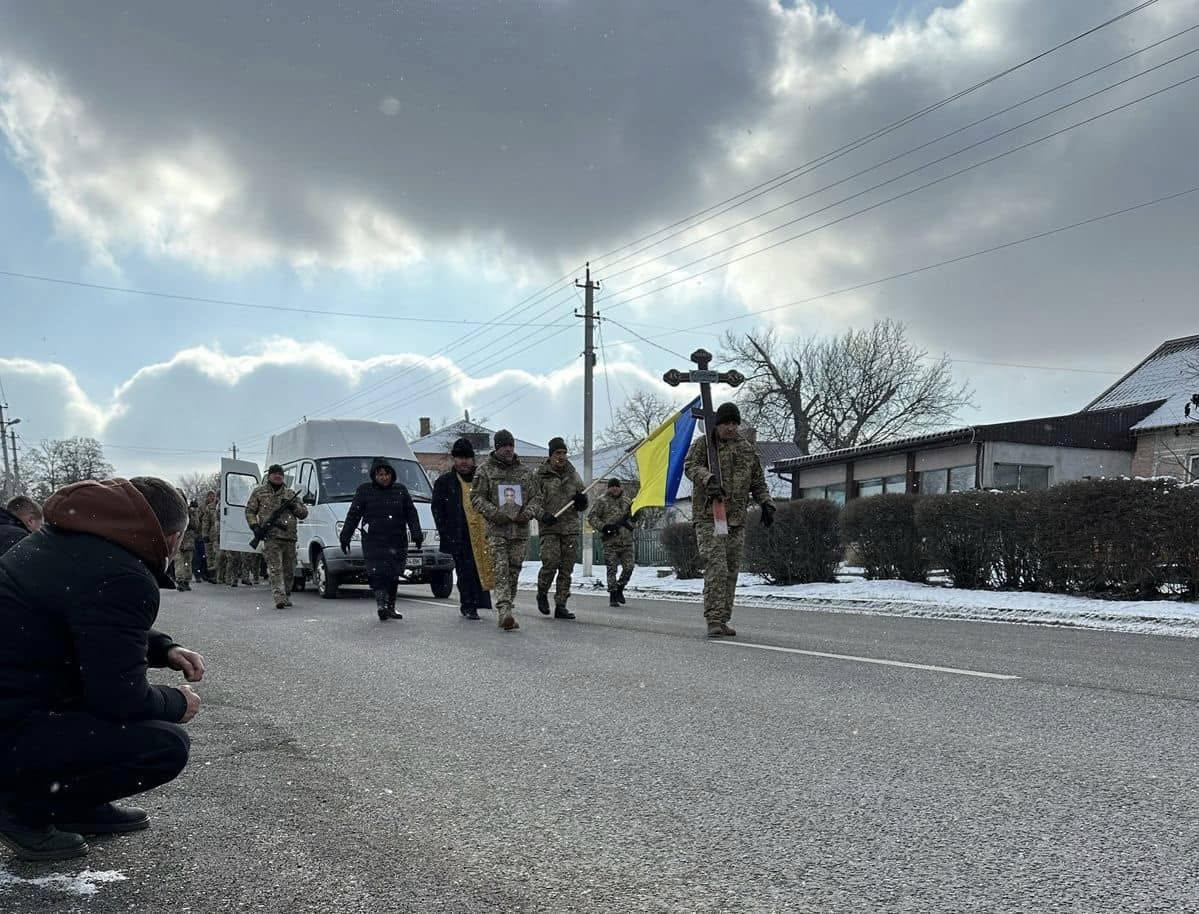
[[470, 452, 542, 541], [684, 433, 773, 528], [180, 504, 200, 548], [536, 458, 585, 535], [200, 502, 220, 542], [588, 492, 634, 547], [245, 483, 309, 543]]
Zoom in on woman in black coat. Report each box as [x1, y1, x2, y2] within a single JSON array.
[[340, 457, 423, 622]]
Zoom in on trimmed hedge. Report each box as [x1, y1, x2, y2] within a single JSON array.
[[660, 523, 702, 579], [842, 493, 927, 583], [915, 493, 1000, 590], [745, 500, 842, 585]]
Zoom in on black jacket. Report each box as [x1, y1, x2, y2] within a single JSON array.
[[340, 457, 422, 555], [431, 469, 472, 553], [0, 508, 30, 556], [0, 480, 189, 729]]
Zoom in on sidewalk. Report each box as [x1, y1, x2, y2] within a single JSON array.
[[519, 565, 1199, 639]]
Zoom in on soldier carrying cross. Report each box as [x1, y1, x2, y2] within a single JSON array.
[[666, 349, 776, 639]]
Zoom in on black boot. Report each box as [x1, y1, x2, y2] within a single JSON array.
[[616, 586, 627, 605], [388, 584, 402, 619], [0, 809, 88, 862], [56, 803, 150, 835], [536, 590, 551, 615], [609, 590, 620, 607], [178, 581, 191, 592], [554, 602, 576, 620], [375, 590, 391, 622]]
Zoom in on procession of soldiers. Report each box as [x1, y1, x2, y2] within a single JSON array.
[[167, 399, 774, 639]]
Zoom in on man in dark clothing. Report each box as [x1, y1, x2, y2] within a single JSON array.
[[0, 496, 41, 556], [340, 457, 423, 622], [0, 477, 205, 862], [431, 437, 493, 621]]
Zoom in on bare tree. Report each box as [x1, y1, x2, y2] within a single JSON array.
[[178, 471, 220, 502], [721, 320, 974, 455], [599, 390, 678, 449], [26, 437, 115, 500]]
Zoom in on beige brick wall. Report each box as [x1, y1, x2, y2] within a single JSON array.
[[1131, 427, 1199, 480]]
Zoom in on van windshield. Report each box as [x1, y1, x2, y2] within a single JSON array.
[[316, 457, 432, 503]]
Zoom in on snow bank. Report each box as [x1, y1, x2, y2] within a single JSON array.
[[518, 565, 1199, 638]]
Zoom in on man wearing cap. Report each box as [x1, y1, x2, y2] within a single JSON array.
[[684, 402, 775, 639], [588, 478, 635, 607], [245, 465, 308, 610], [431, 438, 494, 620], [534, 437, 587, 620], [470, 430, 541, 631]]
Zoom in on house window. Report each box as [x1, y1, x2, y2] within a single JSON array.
[[1190, 456, 1199, 482], [857, 478, 884, 499], [856, 474, 908, 498], [800, 483, 847, 505], [884, 474, 907, 493], [919, 465, 976, 494], [994, 464, 1051, 491]]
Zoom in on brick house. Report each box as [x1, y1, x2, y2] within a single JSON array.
[[410, 415, 542, 480], [1084, 334, 1199, 480]]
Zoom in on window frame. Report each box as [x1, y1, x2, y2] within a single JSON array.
[[993, 463, 1052, 491]]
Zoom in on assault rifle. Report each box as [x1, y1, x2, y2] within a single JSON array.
[[249, 497, 300, 550]]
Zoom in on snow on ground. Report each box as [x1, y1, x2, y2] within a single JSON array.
[[0, 868, 127, 897], [518, 566, 1199, 639]]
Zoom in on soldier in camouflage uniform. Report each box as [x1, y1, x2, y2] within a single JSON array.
[[200, 490, 225, 585], [245, 464, 308, 609], [534, 437, 587, 620], [684, 402, 775, 639], [174, 493, 199, 591], [588, 478, 635, 607], [470, 430, 541, 631]]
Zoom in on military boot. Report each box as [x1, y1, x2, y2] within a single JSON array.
[[500, 613, 519, 631], [375, 590, 391, 622], [609, 590, 620, 607], [553, 601, 576, 620], [536, 590, 551, 615], [719, 622, 737, 638], [616, 586, 627, 605], [177, 581, 191, 592], [0, 810, 88, 862], [706, 622, 724, 638]]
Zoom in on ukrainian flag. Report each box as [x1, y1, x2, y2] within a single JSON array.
[[631, 397, 701, 515]]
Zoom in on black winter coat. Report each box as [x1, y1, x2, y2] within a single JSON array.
[[431, 470, 471, 554], [0, 508, 30, 557], [340, 458, 423, 561], [0, 528, 187, 729]]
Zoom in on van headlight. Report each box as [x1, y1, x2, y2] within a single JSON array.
[[335, 522, 361, 543], [424, 529, 438, 547]]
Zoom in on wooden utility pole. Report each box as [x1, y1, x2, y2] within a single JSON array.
[[9, 429, 19, 496], [575, 263, 600, 578]]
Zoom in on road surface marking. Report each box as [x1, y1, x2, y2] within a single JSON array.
[[714, 640, 1020, 680], [395, 596, 458, 610]]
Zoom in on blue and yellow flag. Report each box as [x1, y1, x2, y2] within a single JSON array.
[[630, 397, 701, 515]]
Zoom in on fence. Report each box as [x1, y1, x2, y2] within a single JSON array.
[[527, 529, 667, 567]]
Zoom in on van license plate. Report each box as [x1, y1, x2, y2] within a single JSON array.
[[405, 556, 421, 568]]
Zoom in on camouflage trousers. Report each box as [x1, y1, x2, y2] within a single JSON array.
[[175, 546, 193, 584], [536, 532, 576, 605], [602, 543, 634, 592], [695, 523, 746, 623], [263, 539, 294, 603], [219, 550, 252, 584], [487, 534, 529, 621]]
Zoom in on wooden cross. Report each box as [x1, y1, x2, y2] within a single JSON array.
[[663, 349, 745, 536]]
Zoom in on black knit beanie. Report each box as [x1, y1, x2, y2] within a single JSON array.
[[714, 403, 741, 426], [494, 429, 515, 449], [548, 436, 567, 455], [451, 437, 475, 459]]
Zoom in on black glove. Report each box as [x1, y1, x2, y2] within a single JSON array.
[[540, 513, 558, 527], [705, 477, 725, 499], [572, 492, 589, 511], [622, 517, 636, 531], [413, 533, 425, 549], [601, 524, 618, 537], [340, 539, 351, 555], [760, 503, 776, 528]]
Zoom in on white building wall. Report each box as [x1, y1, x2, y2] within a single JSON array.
[[981, 443, 1133, 487], [913, 444, 977, 473]]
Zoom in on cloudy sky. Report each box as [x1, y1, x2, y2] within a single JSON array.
[[1, 0, 1197, 480]]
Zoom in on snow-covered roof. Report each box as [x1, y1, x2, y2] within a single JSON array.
[[266, 419, 415, 465], [1086, 335, 1199, 430], [409, 418, 541, 456]]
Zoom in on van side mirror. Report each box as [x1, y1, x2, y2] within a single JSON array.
[[303, 492, 317, 506]]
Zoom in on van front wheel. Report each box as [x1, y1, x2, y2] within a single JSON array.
[[315, 549, 339, 599], [430, 570, 454, 599]]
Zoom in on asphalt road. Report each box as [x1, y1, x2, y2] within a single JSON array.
[[2, 577, 1198, 913]]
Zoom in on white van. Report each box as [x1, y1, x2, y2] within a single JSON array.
[[218, 418, 454, 599]]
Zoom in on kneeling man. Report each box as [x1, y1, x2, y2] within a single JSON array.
[[0, 477, 205, 861]]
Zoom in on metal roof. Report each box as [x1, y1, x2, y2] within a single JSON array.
[[409, 418, 541, 456]]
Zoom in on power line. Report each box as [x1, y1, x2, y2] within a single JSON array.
[[603, 316, 691, 361], [0, 269, 576, 328], [580, 0, 1164, 277], [601, 184, 1199, 347], [600, 69, 1199, 311], [597, 32, 1199, 289]]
